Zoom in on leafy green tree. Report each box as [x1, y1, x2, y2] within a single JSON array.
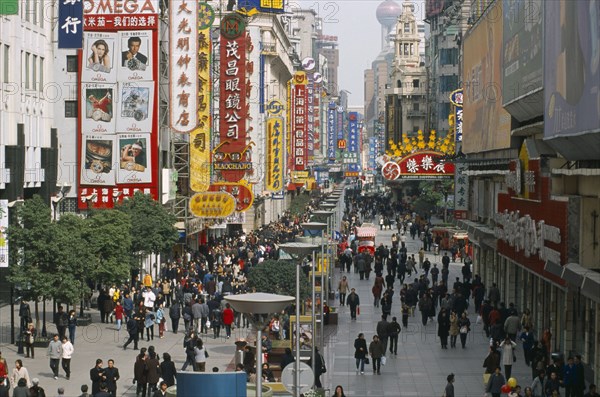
[[116, 192, 178, 270], [87, 210, 132, 283], [413, 180, 454, 220], [246, 259, 311, 300]]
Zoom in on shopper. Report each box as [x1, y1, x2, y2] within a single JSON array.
[[354, 333, 368, 374], [47, 334, 62, 380], [500, 336, 517, 379], [368, 335, 385, 375], [60, 336, 74, 380]]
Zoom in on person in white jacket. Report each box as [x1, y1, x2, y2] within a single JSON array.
[[61, 336, 75, 380], [500, 336, 517, 379], [10, 359, 31, 387]]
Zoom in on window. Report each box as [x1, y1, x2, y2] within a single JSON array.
[[440, 48, 459, 65], [65, 101, 78, 117], [24, 52, 30, 89], [413, 103, 419, 111], [66, 55, 78, 72], [33, 0, 37, 24], [439, 102, 451, 120], [2, 45, 8, 83], [39, 0, 44, 27], [413, 79, 420, 88], [32, 55, 37, 91], [404, 44, 409, 55], [25, 0, 31, 22], [397, 80, 401, 88], [404, 23, 410, 33], [440, 75, 458, 92], [39, 57, 44, 92]]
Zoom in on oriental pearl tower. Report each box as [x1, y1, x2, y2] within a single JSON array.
[[376, 0, 402, 50]]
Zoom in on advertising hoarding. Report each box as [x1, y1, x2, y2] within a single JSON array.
[[543, 0, 600, 160], [502, 0, 543, 107], [327, 103, 336, 162], [462, 0, 511, 153], [78, 0, 159, 209], [59, 0, 84, 49], [292, 72, 308, 171], [266, 117, 284, 192]]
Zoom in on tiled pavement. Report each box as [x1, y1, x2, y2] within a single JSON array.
[[320, 225, 530, 397]]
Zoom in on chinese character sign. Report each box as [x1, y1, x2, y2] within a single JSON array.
[[169, 0, 200, 133], [306, 73, 315, 161], [59, 0, 84, 48], [327, 103, 336, 162], [292, 72, 308, 171], [218, 30, 249, 182], [450, 88, 464, 142], [0, 200, 8, 268], [347, 111, 359, 171], [266, 117, 284, 192], [382, 151, 455, 180], [453, 162, 469, 219]]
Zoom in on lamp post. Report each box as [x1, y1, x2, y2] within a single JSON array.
[[225, 293, 295, 397], [278, 242, 318, 397], [300, 222, 327, 387]]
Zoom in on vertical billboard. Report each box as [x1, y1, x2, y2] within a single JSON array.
[[346, 112, 359, 172], [189, 3, 215, 192], [292, 72, 308, 171], [502, 0, 543, 107], [450, 89, 463, 142], [327, 102, 336, 163], [462, 0, 511, 154], [306, 73, 315, 162], [0, 200, 8, 268], [78, 0, 160, 209], [59, 0, 84, 49], [266, 117, 284, 192], [217, 14, 250, 182], [543, 0, 600, 160]]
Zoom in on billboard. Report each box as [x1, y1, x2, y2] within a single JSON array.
[[450, 89, 463, 142], [237, 0, 285, 14], [462, 0, 511, 154], [218, 16, 250, 182], [266, 117, 284, 192], [502, 0, 543, 107], [292, 72, 308, 171], [59, 0, 84, 49], [543, 0, 600, 160], [327, 102, 336, 162], [381, 151, 455, 181], [78, 0, 159, 209], [346, 112, 359, 172]]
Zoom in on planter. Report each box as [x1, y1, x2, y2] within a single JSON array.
[[77, 314, 93, 326], [246, 384, 273, 397]]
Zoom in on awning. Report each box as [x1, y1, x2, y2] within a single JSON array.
[[461, 170, 510, 176], [544, 261, 600, 303], [551, 168, 600, 176]]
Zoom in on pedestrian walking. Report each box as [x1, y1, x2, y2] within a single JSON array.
[[67, 310, 77, 345], [23, 323, 36, 358], [519, 326, 535, 366], [47, 334, 62, 380], [530, 371, 546, 397], [28, 378, 46, 397], [134, 349, 148, 397], [10, 360, 31, 388], [122, 315, 139, 350], [159, 353, 177, 387], [486, 367, 506, 397], [437, 308, 450, 349], [500, 335, 517, 379], [60, 337, 73, 380], [222, 303, 235, 339], [104, 359, 120, 397], [368, 335, 385, 375], [483, 345, 501, 386], [169, 300, 181, 334], [156, 304, 166, 338], [307, 347, 325, 388], [372, 275, 384, 308], [338, 276, 349, 306], [354, 333, 367, 374], [181, 331, 197, 371], [449, 311, 459, 348], [53, 306, 68, 340], [387, 317, 401, 355], [144, 310, 156, 341], [444, 373, 455, 397], [347, 289, 360, 320], [114, 302, 124, 332], [152, 381, 168, 397], [90, 359, 106, 396], [458, 311, 471, 348], [194, 339, 207, 372], [145, 351, 161, 395], [376, 315, 389, 352]]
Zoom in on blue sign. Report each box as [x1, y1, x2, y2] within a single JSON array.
[[58, 0, 83, 49], [238, 0, 285, 14], [327, 102, 336, 162]]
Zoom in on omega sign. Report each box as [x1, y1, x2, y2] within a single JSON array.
[[493, 210, 561, 264], [83, 0, 158, 14]]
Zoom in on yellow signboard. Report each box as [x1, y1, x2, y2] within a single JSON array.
[[266, 117, 284, 192], [189, 192, 236, 218], [190, 25, 212, 192]]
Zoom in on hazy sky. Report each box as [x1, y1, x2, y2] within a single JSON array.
[[293, 0, 426, 108]]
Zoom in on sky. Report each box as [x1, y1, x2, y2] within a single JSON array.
[[294, 0, 426, 108]]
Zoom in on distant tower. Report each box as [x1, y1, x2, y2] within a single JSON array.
[[376, 0, 402, 50]]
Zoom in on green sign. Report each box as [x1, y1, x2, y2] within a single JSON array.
[[0, 0, 18, 15], [220, 13, 246, 39]]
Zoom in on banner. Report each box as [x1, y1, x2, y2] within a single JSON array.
[[346, 112, 359, 172], [78, 0, 159, 209], [0, 200, 8, 268], [307, 73, 315, 161], [59, 0, 84, 49], [292, 72, 308, 171], [266, 117, 284, 192], [450, 89, 463, 142], [218, 16, 249, 182]]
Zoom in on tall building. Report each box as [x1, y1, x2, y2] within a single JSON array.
[[316, 33, 339, 95]]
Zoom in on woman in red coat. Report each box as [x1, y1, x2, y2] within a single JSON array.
[[222, 303, 235, 339]]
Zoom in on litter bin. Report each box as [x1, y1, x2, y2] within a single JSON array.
[[235, 340, 247, 366]]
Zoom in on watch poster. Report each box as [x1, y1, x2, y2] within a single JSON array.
[[117, 134, 152, 184], [80, 134, 116, 186], [118, 30, 153, 82], [116, 82, 154, 133], [81, 32, 117, 83], [81, 83, 116, 134]]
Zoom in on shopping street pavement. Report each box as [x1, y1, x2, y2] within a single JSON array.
[[320, 224, 531, 397]]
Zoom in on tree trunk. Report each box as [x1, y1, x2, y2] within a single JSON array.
[[35, 300, 40, 332]]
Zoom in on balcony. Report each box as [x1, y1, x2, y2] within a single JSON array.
[[407, 110, 427, 118]]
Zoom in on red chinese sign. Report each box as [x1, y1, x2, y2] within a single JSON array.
[[382, 151, 455, 180], [292, 72, 308, 171], [217, 29, 251, 182]]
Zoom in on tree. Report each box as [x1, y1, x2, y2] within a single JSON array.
[[116, 192, 178, 273], [246, 259, 311, 300], [413, 180, 454, 220]]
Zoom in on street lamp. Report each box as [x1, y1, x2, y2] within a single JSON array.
[[278, 242, 318, 397], [300, 222, 327, 385], [225, 293, 294, 397]]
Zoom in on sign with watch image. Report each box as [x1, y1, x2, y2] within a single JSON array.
[[81, 83, 116, 134], [116, 82, 154, 133], [80, 134, 116, 186], [117, 134, 152, 184], [118, 30, 153, 82], [82, 32, 117, 83]]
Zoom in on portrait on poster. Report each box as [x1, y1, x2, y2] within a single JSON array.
[[81, 83, 116, 134], [116, 82, 154, 133], [117, 134, 152, 184], [82, 32, 117, 83], [80, 134, 116, 186], [118, 31, 153, 81]]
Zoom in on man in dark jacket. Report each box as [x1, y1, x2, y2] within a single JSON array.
[[346, 289, 360, 320], [122, 317, 139, 350], [376, 316, 390, 353], [307, 347, 325, 388], [169, 301, 181, 334], [104, 359, 120, 397], [90, 359, 106, 396], [387, 317, 401, 355]]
